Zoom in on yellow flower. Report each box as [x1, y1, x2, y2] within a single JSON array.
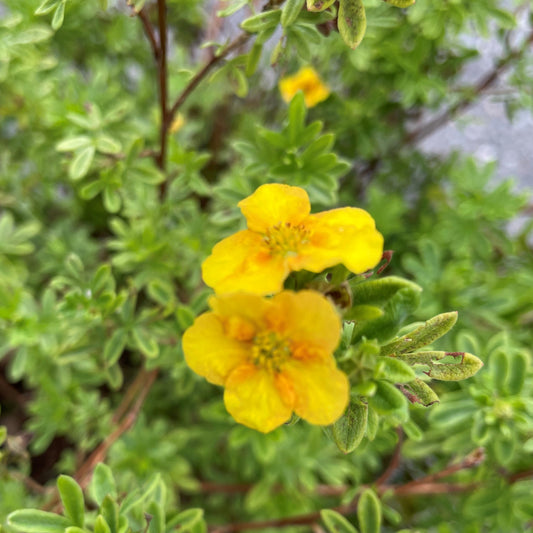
[[279, 67, 330, 107], [169, 113, 185, 133], [182, 290, 349, 433], [202, 183, 384, 295]]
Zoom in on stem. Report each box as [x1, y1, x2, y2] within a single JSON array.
[[156, 0, 168, 174]]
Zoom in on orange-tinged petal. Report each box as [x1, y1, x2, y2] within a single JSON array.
[[202, 229, 288, 295], [282, 359, 349, 426], [238, 184, 310, 233], [209, 293, 272, 339], [224, 364, 293, 433], [267, 290, 341, 354], [182, 313, 250, 386], [293, 208, 383, 273]]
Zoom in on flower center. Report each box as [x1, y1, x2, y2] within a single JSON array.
[[251, 331, 291, 373], [263, 223, 310, 256]]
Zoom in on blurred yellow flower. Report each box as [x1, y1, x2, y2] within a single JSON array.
[[202, 183, 383, 295], [279, 67, 330, 107], [182, 290, 349, 433], [169, 113, 185, 133]]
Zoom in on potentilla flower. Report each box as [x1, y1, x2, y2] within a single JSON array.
[[182, 290, 349, 433], [202, 183, 384, 295], [279, 67, 330, 107]]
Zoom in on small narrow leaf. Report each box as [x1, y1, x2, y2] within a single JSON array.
[[507, 351, 528, 395], [382, 0, 415, 6], [357, 489, 381, 533], [321, 509, 359, 533], [380, 312, 458, 356], [95, 136, 122, 154], [56, 136, 92, 152], [332, 399, 368, 453], [57, 475, 85, 528], [69, 145, 95, 181], [51, 1, 65, 30], [427, 352, 484, 381], [103, 329, 127, 366], [399, 378, 439, 406], [368, 380, 406, 414], [240, 10, 281, 33], [35, 0, 60, 15], [374, 356, 415, 383], [307, 0, 336, 12], [101, 496, 119, 533], [90, 463, 117, 506], [338, 0, 366, 49], [281, 0, 305, 27], [94, 515, 111, 533], [131, 327, 159, 358], [7, 510, 70, 533]]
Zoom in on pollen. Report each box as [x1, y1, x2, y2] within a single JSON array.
[[252, 331, 292, 373], [263, 222, 310, 256]]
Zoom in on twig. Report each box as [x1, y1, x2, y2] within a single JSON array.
[[375, 427, 403, 486], [156, 0, 169, 174], [404, 28, 533, 146], [42, 368, 158, 511], [166, 32, 251, 128], [126, 2, 159, 62], [207, 447, 486, 532]]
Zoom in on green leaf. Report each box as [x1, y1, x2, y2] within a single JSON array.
[[368, 380, 406, 414], [382, 0, 414, 6], [101, 496, 119, 533], [427, 352, 484, 381], [281, 0, 305, 27], [147, 502, 164, 533], [344, 305, 383, 321], [332, 399, 368, 453], [307, 0, 336, 12], [321, 509, 359, 533], [351, 276, 422, 306], [90, 463, 117, 506], [94, 515, 111, 533], [365, 406, 379, 440], [240, 10, 281, 33], [398, 379, 439, 407], [35, 0, 60, 15], [245, 43, 262, 77], [507, 351, 528, 395], [374, 356, 415, 383], [168, 509, 204, 531], [131, 327, 159, 358], [103, 187, 122, 213], [7, 510, 70, 533], [147, 279, 175, 307], [338, 0, 366, 49], [176, 306, 196, 330], [57, 475, 85, 528], [380, 312, 458, 356], [357, 489, 381, 533], [52, 1, 66, 30], [287, 91, 306, 144], [103, 329, 127, 366], [80, 179, 104, 199], [56, 136, 92, 152], [69, 145, 95, 181], [96, 136, 122, 154], [11, 27, 53, 44], [65, 253, 84, 279]]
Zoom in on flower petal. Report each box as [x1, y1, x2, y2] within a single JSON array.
[[238, 184, 311, 233], [182, 313, 249, 386], [202, 230, 288, 295], [224, 364, 293, 433], [209, 293, 272, 340], [282, 359, 349, 426], [293, 208, 383, 274], [268, 290, 341, 354]]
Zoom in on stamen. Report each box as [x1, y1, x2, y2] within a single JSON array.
[[251, 331, 291, 373], [263, 222, 310, 256]]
